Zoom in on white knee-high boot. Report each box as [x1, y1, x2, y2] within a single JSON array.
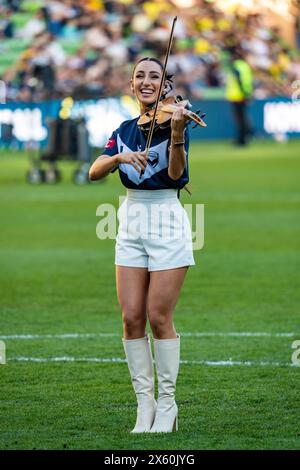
[[122, 335, 157, 433], [149, 335, 180, 433]]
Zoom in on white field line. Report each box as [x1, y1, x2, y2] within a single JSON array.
[[0, 332, 298, 340], [0, 333, 119, 339], [7, 356, 299, 367]]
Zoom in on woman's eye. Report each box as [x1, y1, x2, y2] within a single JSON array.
[[136, 75, 160, 79]]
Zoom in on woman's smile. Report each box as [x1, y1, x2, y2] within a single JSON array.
[[140, 88, 155, 97]]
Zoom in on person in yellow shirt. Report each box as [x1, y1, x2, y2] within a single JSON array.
[[225, 48, 253, 146]]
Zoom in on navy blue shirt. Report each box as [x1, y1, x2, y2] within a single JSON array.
[[101, 117, 190, 190]]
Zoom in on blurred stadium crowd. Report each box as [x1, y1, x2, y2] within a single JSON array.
[[0, 0, 300, 102]]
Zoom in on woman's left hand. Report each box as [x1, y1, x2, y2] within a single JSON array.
[[171, 107, 189, 135]]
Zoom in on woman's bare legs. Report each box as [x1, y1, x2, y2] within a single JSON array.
[[116, 266, 149, 339], [116, 265, 155, 432], [116, 265, 188, 339], [147, 266, 189, 433], [116, 265, 188, 432], [147, 267, 188, 339]]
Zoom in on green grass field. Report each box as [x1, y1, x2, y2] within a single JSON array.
[[0, 140, 300, 450]]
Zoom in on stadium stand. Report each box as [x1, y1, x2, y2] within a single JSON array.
[[0, 0, 299, 102]]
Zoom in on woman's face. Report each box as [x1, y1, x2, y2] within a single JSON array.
[[131, 60, 162, 108]]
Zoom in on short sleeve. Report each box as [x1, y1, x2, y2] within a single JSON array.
[[101, 130, 118, 157], [100, 130, 119, 173]]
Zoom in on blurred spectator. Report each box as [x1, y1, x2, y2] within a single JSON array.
[[15, 10, 46, 40], [5, 0, 21, 12], [0, 8, 14, 37], [225, 47, 253, 146], [0, 0, 298, 102], [206, 62, 222, 87]]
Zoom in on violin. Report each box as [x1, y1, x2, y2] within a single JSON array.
[[137, 95, 207, 133]]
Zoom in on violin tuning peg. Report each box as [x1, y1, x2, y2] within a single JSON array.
[[195, 109, 201, 115], [192, 123, 198, 129], [200, 113, 206, 119]]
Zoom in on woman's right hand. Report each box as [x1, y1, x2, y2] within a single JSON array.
[[117, 151, 148, 174]]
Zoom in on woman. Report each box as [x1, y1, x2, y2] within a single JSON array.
[[89, 57, 195, 433]]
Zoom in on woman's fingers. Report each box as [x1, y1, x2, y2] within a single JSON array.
[[131, 152, 147, 172], [136, 153, 148, 170], [172, 108, 190, 121], [178, 108, 190, 122], [172, 107, 184, 119], [120, 151, 147, 173], [171, 108, 190, 134], [132, 159, 143, 172], [182, 109, 192, 121]]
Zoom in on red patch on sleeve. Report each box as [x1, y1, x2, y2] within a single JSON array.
[[105, 138, 116, 149]]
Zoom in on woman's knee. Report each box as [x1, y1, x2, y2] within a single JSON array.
[[148, 309, 173, 336], [122, 307, 147, 336]]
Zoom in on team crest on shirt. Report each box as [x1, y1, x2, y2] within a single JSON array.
[[147, 151, 159, 168], [136, 146, 158, 168], [105, 138, 116, 149], [135, 147, 158, 168]]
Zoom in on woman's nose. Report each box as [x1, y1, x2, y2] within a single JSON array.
[[142, 75, 151, 86]]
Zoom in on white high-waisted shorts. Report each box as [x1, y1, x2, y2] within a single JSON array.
[[115, 189, 195, 272]]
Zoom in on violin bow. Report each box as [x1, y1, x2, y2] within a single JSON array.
[[140, 16, 177, 178]]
